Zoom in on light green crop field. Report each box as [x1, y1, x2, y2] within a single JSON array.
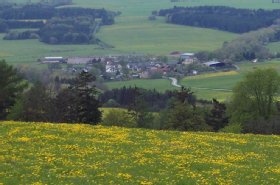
[[181, 60, 280, 100], [105, 79, 177, 92], [2, 0, 260, 64], [1, 121, 280, 184], [4, 0, 280, 64]]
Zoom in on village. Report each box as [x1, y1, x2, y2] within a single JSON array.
[[39, 52, 234, 81]]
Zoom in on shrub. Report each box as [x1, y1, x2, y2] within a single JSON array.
[[243, 116, 280, 135], [102, 109, 137, 128], [220, 123, 243, 134]]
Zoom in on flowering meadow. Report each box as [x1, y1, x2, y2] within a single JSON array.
[[0, 121, 280, 185]]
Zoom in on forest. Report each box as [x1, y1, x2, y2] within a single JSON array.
[[0, 3, 116, 44], [158, 6, 280, 33]]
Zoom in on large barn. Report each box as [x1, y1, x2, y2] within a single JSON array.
[[203, 61, 226, 67]]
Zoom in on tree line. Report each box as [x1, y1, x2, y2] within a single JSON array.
[[0, 4, 114, 22], [0, 3, 116, 44], [1, 60, 280, 134], [195, 24, 280, 63], [158, 6, 280, 33]]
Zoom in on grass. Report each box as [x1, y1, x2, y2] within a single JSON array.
[[0, 33, 123, 65], [98, 17, 236, 55], [105, 60, 280, 100], [1, 121, 280, 184], [1, 0, 238, 64], [105, 79, 178, 92], [267, 42, 280, 53], [0, 18, 236, 64], [180, 60, 280, 100], [4, 0, 280, 63]]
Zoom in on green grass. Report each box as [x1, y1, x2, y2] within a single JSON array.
[[267, 42, 280, 53], [105, 60, 280, 100], [1, 121, 280, 184], [0, 0, 237, 64], [180, 60, 280, 100], [5, 0, 280, 63], [98, 17, 236, 55], [105, 79, 178, 92]]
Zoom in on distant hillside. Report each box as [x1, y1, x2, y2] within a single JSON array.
[[1, 121, 280, 184]]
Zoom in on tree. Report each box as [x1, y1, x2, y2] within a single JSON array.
[[101, 109, 136, 128], [127, 87, 155, 128], [229, 68, 280, 124], [9, 82, 53, 122], [163, 101, 209, 131], [0, 60, 27, 119], [205, 99, 229, 131], [56, 71, 102, 124], [244, 116, 280, 135]]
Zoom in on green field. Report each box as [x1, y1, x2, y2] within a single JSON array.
[[267, 42, 280, 53], [180, 60, 280, 100], [105, 79, 177, 92], [3, 0, 280, 63], [1, 121, 280, 184], [105, 60, 280, 100]]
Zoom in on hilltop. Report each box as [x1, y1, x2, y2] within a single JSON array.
[[1, 121, 280, 184]]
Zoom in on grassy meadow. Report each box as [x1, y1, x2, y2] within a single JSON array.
[[3, 0, 280, 64], [105, 60, 280, 100], [182, 60, 280, 100], [2, 0, 280, 100], [1, 121, 280, 184], [267, 42, 280, 53], [105, 79, 177, 92]]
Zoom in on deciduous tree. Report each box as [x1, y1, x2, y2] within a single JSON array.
[[229, 68, 280, 124]]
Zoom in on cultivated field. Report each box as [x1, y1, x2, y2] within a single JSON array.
[[3, 0, 280, 64], [0, 121, 280, 184], [3, 0, 280, 63]]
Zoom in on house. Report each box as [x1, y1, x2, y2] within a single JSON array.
[[180, 53, 195, 60], [41, 57, 66, 64], [192, 70, 198, 75], [106, 61, 121, 73], [203, 61, 226, 67], [180, 53, 196, 65]]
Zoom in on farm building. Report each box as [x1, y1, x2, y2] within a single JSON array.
[[67, 57, 101, 65], [180, 53, 195, 60], [180, 53, 196, 64], [203, 61, 225, 67], [40, 57, 66, 64]]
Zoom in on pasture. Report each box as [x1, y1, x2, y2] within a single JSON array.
[[181, 60, 280, 100], [1, 121, 280, 184], [105, 60, 280, 100], [105, 79, 177, 92], [4, 0, 280, 63]]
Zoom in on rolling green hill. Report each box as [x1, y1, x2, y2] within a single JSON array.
[[4, 0, 280, 63], [1, 121, 280, 184]]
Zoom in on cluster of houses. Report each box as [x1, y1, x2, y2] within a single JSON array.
[[39, 52, 227, 80]]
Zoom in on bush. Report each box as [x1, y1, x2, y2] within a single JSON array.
[[243, 116, 280, 135], [101, 109, 137, 128], [219, 123, 243, 134]]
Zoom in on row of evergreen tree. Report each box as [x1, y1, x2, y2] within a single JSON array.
[[158, 6, 280, 33], [0, 3, 116, 44]]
